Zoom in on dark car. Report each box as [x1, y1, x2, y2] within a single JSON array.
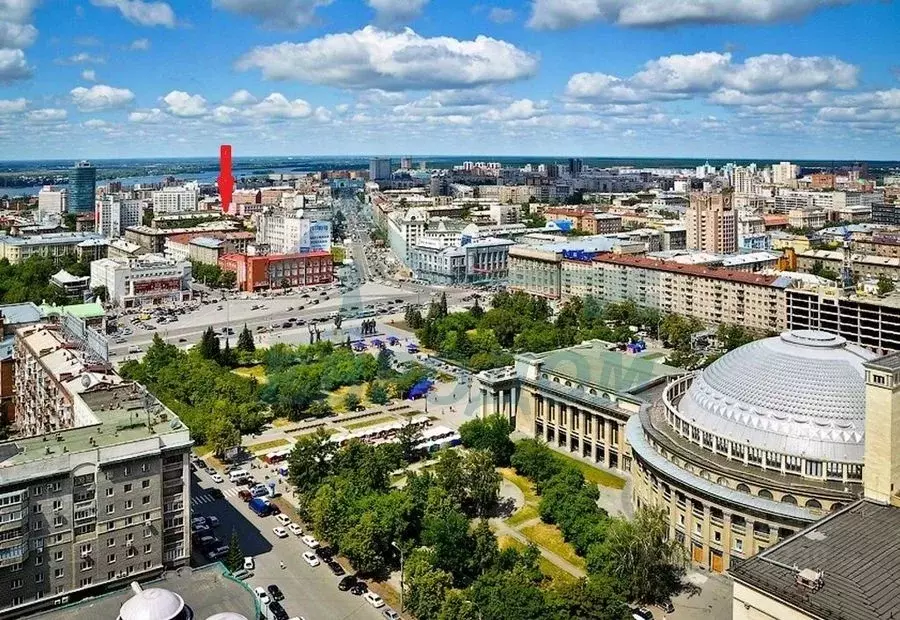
[[657, 600, 675, 614], [268, 601, 289, 620], [327, 561, 345, 576], [338, 575, 357, 591], [267, 584, 284, 601], [238, 489, 252, 502], [208, 488, 224, 500], [316, 546, 334, 561], [350, 581, 368, 596]]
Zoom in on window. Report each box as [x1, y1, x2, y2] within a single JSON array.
[[80, 543, 91, 554], [124, 500, 133, 511], [33, 486, 42, 497], [51, 482, 61, 492], [143, 544, 152, 554], [80, 560, 92, 572], [714, 531, 721, 543], [142, 480, 150, 489], [694, 522, 702, 536], [35, 573, 44, 583], [142, 463, 150, 473], [127, 548, 136, 558], [733, 538, 743, 553], [123, 466, 130, 476], [55, 534, 63, 543], [107, 554, 116, 564], [32, 505, 40, 514], [31, 519, 40, 532], [123, 484, 132, 494], [54, 568, 64, 579], [105, 488, 114, 497], [124, 517, 133, 526], [10, 562, 22, 572], [106, 505, 114, 515], [35, 555, 43, 566], [125, 534, 134, 544], [53, 551, 63, 562], [53, 516, 63, 528], [11, 578, 23, 590], [108, 571, 116, 581], [106, 522, 115, 531], [107, 537, 115, 548], [79, 577, 93, 587]]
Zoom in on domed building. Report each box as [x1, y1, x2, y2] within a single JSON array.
[[627, 329, 881, 573]]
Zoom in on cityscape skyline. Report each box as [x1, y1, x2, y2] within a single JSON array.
[[0, 1, 898, 159]]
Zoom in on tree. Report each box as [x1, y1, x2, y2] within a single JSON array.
[[439, 292, 448, 317], [237, 324, 255, 353], [225, 529, 243, 572], [465, 450, 501, 517], [367, 381, 390, 406], [198, 326, 221, 361], [587, 506, 687, 604], [422, 487, 474, 582], [877, 276, 895, 296], [470, 297, 484, 319], [434, 449, 468, 509], [437, 590, 481, 620], [405, 305, 424, 329], [549, 576, 631, 620], [459, 414, 515, 466], [207, 416, 240, 458], [288, 427, 337, 495], [220, 338, 237, 368], [376, 347, 393, 378], [91, 285, 108, 302], [344, 391, 362, 411], [470, 519, 498, 576], [406, 549, 453, 620], [396, 418, 423, 463]]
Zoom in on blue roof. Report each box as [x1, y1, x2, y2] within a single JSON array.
[[408, 378, 433, 399], [0, 302, 43, 325], [551, 220, 574, 232]]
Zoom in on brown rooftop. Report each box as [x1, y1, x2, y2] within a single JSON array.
[[589, 252, 783, 287]]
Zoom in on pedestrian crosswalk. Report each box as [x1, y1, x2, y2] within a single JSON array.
[[191, 486, 242, 506]]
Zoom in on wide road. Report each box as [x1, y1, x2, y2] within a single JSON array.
[[190, 471, 386, 620]]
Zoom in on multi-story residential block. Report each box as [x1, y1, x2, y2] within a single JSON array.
[[558, 253, 790, 332], [150, 186, 199, 216], [796, 249, 900, 281], [89, 256, 192, 308], [0, 323, 191, 617], [369, 158, 392, 181], [124, 223, 240, 254], [409, 237, 514, 285], [387, 208, 428, 266], [771, 161, 800, 185], [162, 231, 254, 264], [219, 251, 333, 292], [0, 233, 106, 265], [37, 187, 67, 223], [255, 210, 331, 254], [686, 192, 736, 254], [95, 196, 143, 239]]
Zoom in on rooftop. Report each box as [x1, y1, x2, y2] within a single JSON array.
[[40, 301, 105, 319], [518, 340, 683, 396], [730, 500, 900, 620], [591, 252, 789, 287], [0, 232, 103, 246], [33, 564, 258, 620], [0, 302, 43, 326]]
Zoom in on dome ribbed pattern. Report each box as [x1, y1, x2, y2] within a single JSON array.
[[118, 588, 185, 620], [676, 330, 877, 462]]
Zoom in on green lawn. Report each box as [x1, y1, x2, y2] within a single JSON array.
[[552, 452, 626, 490], [499, 467, 542, 526], [193, 445, 213, 458], [231, 365, 268, 384], [326, 385, 369, 413], [248, 438, 290, 453], [496, 535, 578, 583], [506, 504, 540, 527], [519, 522, 587, 570], [344, 415, 395, 430]]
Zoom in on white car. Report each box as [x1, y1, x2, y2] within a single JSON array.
[[287, 523, 303, 536], [302, 551, 320, 567], [364, 592, 385, 608], [254, 587, 271, 606], [243, 556, 254, 570], [301, 535, 320, 549], [210, 473, 224, 483], [276, 514, 292, 527], [273, 527, 289, 538]]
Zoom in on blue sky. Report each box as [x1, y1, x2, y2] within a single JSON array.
[[1, 0, 899, 160]]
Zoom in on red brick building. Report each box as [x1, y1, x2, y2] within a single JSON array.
[[219, 251, 333, 292]]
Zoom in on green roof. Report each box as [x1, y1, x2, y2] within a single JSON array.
[[526, 341, 681, 395], [41, 301, 105, 319]]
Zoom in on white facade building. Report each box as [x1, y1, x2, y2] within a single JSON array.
[[96, 195, 143, 238], [90, 255, 192, 308], [387, 208, 428, 265], [772, 161, 800, 185], [255, 209, 332, 254], [37, 186, 67, 222], [151, 184, 199, 215]]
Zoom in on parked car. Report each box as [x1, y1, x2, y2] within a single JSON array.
[[287, 523, 303, 536], [632, 608, 654, 620], [363, 592, 384, 608], [301, 535, 320, 549], [267, 584, 284, 601], [273, 527, 288, 538], [268, 602, 288, 620], [243, 557, 254, 570], [382, 609, 401, 620], [276, 514, 292, 527], [350, 582, 368, 596], [302, 551, 320, 567], [253, 587, 271, 606], [210, 473, 223, 483], [327, 561, 345, 576], [338, 575, 357, 591], [238, 489, 252, 502], [657, 600, 675, 614]]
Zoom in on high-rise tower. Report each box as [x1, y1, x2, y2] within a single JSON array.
[[69, 160, 96, 214], [218, 145, 234, 214]]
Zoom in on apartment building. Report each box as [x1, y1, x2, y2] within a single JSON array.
[[409, 237, 514, 285], [124, 223, 239, 254], [851, 232, 900, 258], [0, 233, 106, 265], [255, 210, 332, 254], [685, 192, 737, 254], [787, 209, 827, 230], [37, 187, 67, 223], [95, 197, 143, 239], [150, 186, 198, 216], [796, 249, 900, 281], [89, 256, 192, 308], [386, 208, 428, 265], [559, 254, 790, 332], [1, 324, 191, 617]]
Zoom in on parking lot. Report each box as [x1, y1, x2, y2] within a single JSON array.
[[189, 460, 391, 620]]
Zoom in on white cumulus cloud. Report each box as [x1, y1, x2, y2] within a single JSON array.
[[225, 89, 257, 106], [0, 48, 31, 82], [0, 97, 27, 114], [162, 90, 208, 116], [212, 0, 333, 29], [236, 26, 538, 91], [247, 93, 312, 118], [90, 0, 176, 27], [529, 0, 859, 30], [82, 69, 97, 81], [129, 37, 151, 50], [482, 98, 545, 121], [129, 108, 165, 123], [71, 84, 135, 110], [488, 7, 517, 23], [26, 108, 67, 123]]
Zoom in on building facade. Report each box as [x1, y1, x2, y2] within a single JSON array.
[[255, 211, 332, 254], [409, 237, 514, 285], [37, 188, 67, 223], [369, 158, 392, 181], [0, 324, 192, 617], [68, 162, 96, 214], [96, 197, 142, 239], [89, 256, 192, 308], [0, 233, 105, 265], [219, 251, 333, 292], [686, 192, 737, 254], [150, 186, 198, 216]]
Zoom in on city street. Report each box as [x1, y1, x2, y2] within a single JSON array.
[[190, 470, 386, 620]]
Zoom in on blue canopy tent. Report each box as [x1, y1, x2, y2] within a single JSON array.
[[407, 378, 433, 400]]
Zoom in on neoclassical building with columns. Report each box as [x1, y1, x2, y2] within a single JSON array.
[[478, 329, 885, 575]]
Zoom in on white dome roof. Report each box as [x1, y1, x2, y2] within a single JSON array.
[[676, 330, 877, 463], [206, 614, 249, 620], [118, 587, 185, 620]]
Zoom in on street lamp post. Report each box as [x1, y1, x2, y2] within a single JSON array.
[[391, 541, 405, 612]]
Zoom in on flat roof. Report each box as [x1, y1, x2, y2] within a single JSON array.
[[519, 340, 682, 395], [730, 499, 900, 620], [0, 302, 43, 325], [33, 563, 258, 620]]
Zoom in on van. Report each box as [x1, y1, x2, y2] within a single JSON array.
[[228, 469, 249, 483], [251, 484, 268, 498]]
